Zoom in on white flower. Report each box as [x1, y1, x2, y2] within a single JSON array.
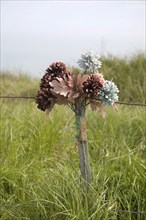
[[78, 51, 102, 73], [98, 80, 119, 105]]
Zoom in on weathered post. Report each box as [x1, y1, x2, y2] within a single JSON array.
[[75, 101, 91, 191]]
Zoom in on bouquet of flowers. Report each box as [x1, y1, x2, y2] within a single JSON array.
[[36, 51, 119, 190]]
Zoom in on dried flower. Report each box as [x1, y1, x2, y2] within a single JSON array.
[[98, 80, 119, 105], [49, 72, 76, 100], [40, 74, 51, 90], [78, 51, 102, 73], [82, 73, 104, 98], [36, 62, 71, 112], [36, 52, 119, 115], [36, 88, 55, 111], [45, 62, 67, 78], [39, 62, 67, 90]]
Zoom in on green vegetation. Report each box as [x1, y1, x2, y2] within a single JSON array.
[[101, 53, 146, 103], [0, 54, 146, 219], [0, 71, 38, 97]]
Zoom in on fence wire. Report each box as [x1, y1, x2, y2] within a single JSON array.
[[0, 96, 146, 107]]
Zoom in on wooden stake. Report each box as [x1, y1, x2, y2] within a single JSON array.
[[75, 105, 91, 191]]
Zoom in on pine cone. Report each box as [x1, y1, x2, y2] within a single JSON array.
[[82, 74, 104, 98], [36, 88, 55, 111], [40, 74, 51, 90], [40, 62, 68, 90], [45, 62, 67, 78]]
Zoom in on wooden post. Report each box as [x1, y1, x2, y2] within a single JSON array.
[[75, 103, 91, 191]]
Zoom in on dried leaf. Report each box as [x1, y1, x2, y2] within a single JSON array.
[[96, 103, 106, 118], [49, 78, 70, 97], [45, 101, 55, 119], [63, 74, 73, 87], [67, 91, 79, 101], [72, 93, 79, 99], [55, 94, 68, 105], [45, 108, 50, 120], [76, 74, 89, 92], [90, 101, 99, 111], [81, 74, 89, 84], [113, 102, 118, 110], [90, 101, 106, 118], [76, 74, 82, 88]]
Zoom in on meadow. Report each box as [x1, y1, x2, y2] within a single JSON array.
[[0, 53, 146, 220]]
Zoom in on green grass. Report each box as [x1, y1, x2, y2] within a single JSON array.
[[0, 54, 146, 219], [101, 53, 146, 103], [0, 71, 38, 97]]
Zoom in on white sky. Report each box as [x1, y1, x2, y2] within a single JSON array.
[[0, 0, 145, 76]]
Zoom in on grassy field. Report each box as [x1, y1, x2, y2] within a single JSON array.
[[0, 54, 146, 219]]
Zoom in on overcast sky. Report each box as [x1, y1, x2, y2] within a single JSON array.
[[1, 0, 145, 76]]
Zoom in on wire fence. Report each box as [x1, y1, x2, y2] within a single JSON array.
[[0, 96, 146, 107]]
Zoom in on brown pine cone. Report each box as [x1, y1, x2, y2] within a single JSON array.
[[45, 62, 67, 78], [82, 74, 104, 98], [36, 88, 55, 111]]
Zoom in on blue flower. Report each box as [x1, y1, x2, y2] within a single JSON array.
[[78, 51, 102, 73], [98, 80, 119, 105]]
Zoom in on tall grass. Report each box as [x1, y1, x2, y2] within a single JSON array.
[[101, 53, 146, 103], [0, 71, 38, 97], [0, 54, 146, 219]]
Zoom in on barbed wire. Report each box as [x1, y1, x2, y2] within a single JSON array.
[[0, 96, 35, 99], [0, 96, 146, 107], [0, 204, 146, 215]]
